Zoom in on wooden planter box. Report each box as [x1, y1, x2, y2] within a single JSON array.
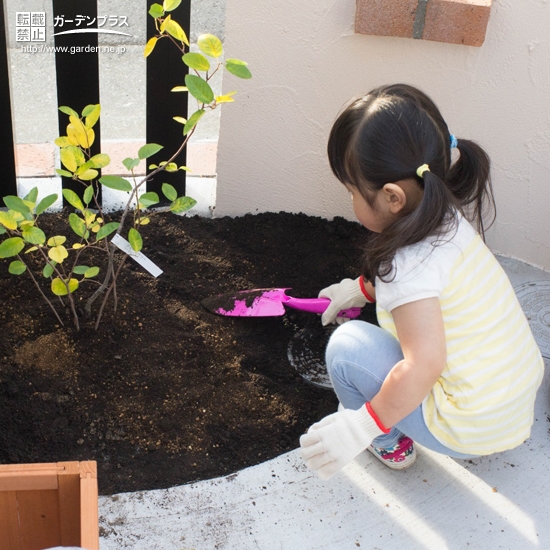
[[0, 461, 99, 550]]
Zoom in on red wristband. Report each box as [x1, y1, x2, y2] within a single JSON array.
[[365, 402, 391, 434], [359, 275, 375, 303]]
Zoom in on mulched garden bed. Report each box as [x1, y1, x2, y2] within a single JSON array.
[[0, 210, 376, 495]]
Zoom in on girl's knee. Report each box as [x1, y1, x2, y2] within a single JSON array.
[[325, 320, 403, 379], [325, 320, 367, 374]]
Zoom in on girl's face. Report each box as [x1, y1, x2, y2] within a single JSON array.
[[345, 184, 391, 233]]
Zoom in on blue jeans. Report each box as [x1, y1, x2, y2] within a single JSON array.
[[326, 320, 477, 459]]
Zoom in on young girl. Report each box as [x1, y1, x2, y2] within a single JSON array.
[[300, 84, 544, 480]]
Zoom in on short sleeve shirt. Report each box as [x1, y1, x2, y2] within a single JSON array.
[[375, 215, 544, 454]]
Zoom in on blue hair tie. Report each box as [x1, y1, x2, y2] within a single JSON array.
[[450, 134, 458, 149]]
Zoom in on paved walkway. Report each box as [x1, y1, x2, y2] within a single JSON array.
[[98, 256, 550, 549]]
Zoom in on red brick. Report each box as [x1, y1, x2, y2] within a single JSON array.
[[355, 0, 418, 39], [354, 0, 492, 47], [423, 0, 492, 47]]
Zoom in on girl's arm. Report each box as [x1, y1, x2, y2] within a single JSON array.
[[370, 297, 446, 428]]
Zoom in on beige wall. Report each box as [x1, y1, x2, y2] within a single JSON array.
[[216, 0, 550, 270]]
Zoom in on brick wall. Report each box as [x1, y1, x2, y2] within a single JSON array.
[[355, 0, 492, 47]]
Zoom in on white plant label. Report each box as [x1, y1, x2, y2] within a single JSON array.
[[111, 234, 163, 278]]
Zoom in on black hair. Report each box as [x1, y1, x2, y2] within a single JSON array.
[[327, 83, 495, 282]]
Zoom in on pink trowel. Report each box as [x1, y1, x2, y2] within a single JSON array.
[[201, 288, 362, 319]]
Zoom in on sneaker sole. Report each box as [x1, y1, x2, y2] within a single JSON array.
[[367, 445, 417, 470]]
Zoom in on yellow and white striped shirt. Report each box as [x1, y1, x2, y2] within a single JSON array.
[[376, 216, 544, 455]]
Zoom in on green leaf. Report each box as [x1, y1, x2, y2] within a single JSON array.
[[171, 86, 188, 92], [88, 153, 110, 169], [59, 106, 79, 118], [24, 187, 39, 204], [0, 237, 25, 258], [164, 19, 189, 45], [139, 192, 160, 208], [128, 228, 143, 252], [69, 213, 88, 238], [0, 211, 18, 230], [47, 235, 66, 247], [56, 169, 74, 178], [197, 34, 223, 58], [51, 277, 78, 296], [84, 266, 100, 278], [182, 52, 210, 72], [43, 261, 56, 278], [138, 143, 164, 160], [99, 175, 133, 193], [60, 145, 86, 172], [9, 260, 26, 275], [0, 226, 6, 235], [123, 157, 141, 171], [83, 104, 101, 128], [163, 0, 181, 11], [96, 222, 119, 241], [62, 189, 85, 211], [36, 194, 58, 215], [162, 183, 178, 201], [226, 58, 252, 79], [148, 3, 164, 18], [83, 186, 94, 205], [184, 109, 205, 135], [173, 116, 187, 125], [3, 195, 30, 215], [81, 104, 95, 116], [170, 196, 197, 214], [54, 136, 72, 148], [73, 265, 90, 275], [185, 74, 214, 104], [22, 226, 46, 245], [78, 169, 99, 181]]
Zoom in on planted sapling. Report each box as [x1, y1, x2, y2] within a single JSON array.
[[0, 0, 251, 330]]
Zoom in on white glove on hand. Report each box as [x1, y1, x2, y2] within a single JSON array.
[[319, 277, 367, 326], [299, 405, 385, 480]]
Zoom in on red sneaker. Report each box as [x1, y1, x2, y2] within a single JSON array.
[[368, 436, 417, 470]]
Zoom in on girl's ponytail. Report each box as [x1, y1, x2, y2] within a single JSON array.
[[447, 138, 496, 237]]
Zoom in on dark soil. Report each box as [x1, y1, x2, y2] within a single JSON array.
[[0, 211, 376, 495]]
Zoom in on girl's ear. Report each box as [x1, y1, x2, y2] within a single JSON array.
[[381, 183, 407, 214]]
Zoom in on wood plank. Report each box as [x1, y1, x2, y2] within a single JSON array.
[[0, 491, 22, 550], [17, 489, 61, 550], [0, 463, 62, 491], [57, 463, 81, 546], [0, 473, 58, 492], [79, 462, 99, 550], [0, 462, 63, 474]]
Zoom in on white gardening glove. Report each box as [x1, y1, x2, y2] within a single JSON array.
[[319, 277, 367, 326], [300, 404, 385, 480]]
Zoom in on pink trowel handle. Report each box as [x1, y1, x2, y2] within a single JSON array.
[[284, 296, 362, 318]]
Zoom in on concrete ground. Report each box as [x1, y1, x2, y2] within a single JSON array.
[[98, 256, 550, 550]]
